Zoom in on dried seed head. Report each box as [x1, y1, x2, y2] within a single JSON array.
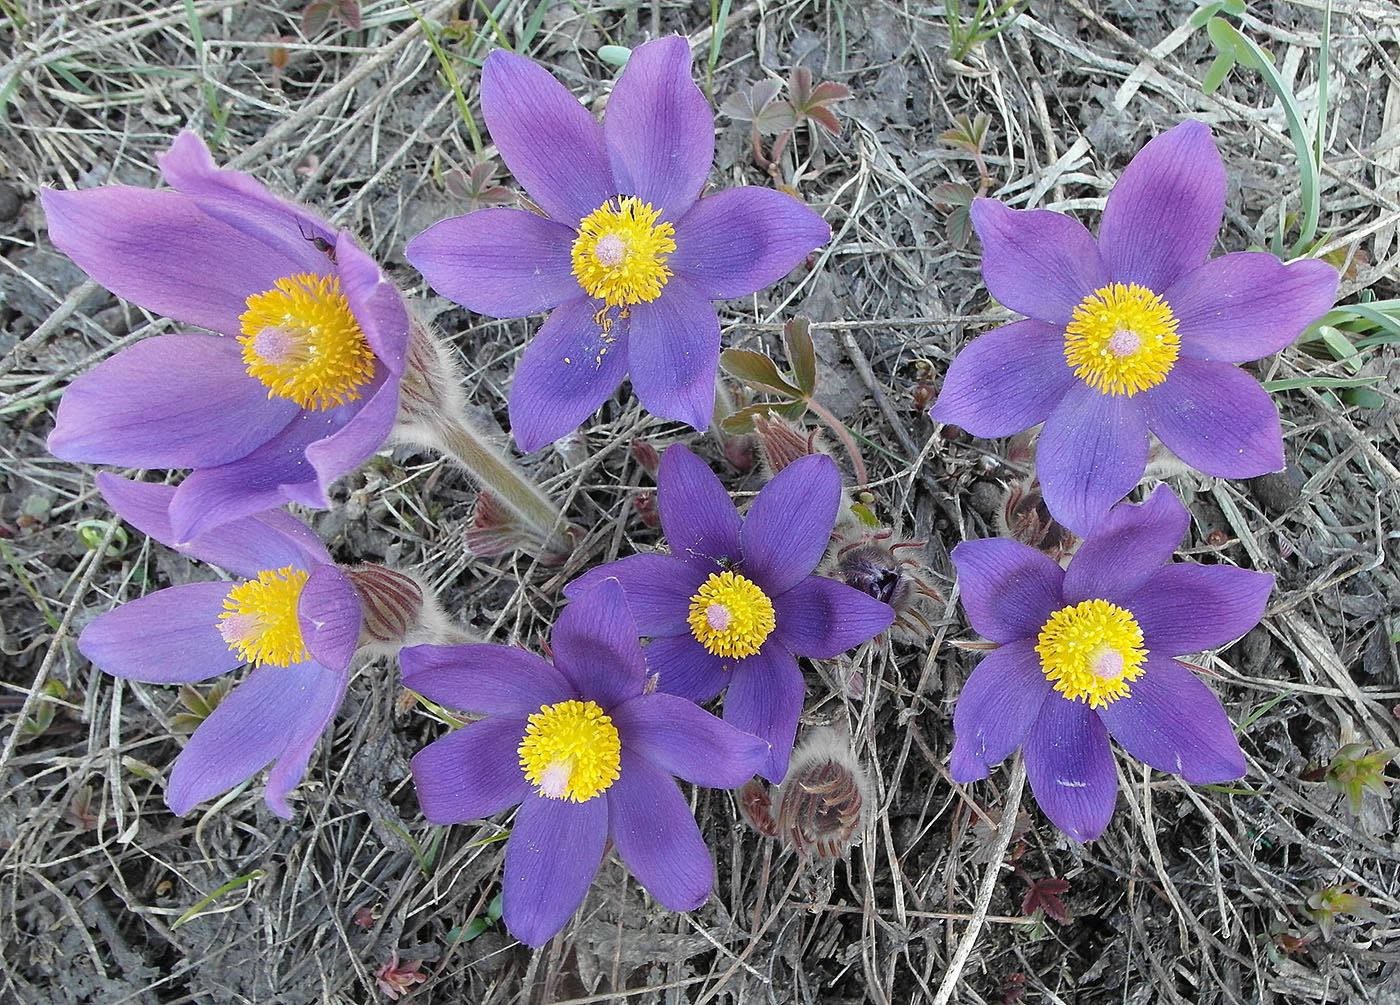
[[753, 413, 827, 477], [772, 727, 873, 859], [998, 477, 1080, 566]]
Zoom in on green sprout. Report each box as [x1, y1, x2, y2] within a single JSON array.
[[1324, 742, 1397, 815], [943, 0, 1030, 65], [1306, 883, 1382, 940]]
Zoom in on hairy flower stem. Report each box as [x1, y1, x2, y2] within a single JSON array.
[[803, 396, 868, 487]]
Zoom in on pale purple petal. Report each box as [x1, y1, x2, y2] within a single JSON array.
[[970, 198, 1108, 323], [645, 633, 729, 702], [1166, 253, 1339, 362], [722, 645, 804, 783], [1097, 121, 1225, 291], [563, 553, 707, 637], [410, 716, 532, 823], [1062, 485, 1187, 605], [625, 277, 720, 431], [508, 297, 629, 452], [949, 538, 1063, 644], [928, 319, 1076, 436], [79, 581, 237, 683], [336, 234, 409, 372], [656, 444, 741, 568], [772, 574, 894, 658], [550, 578, 648, 709], [502, 793, 607, 947], [1139, 358, 1284, 477], [739, 454, 840, 595], [400, 643, 574, 714], [608, 749, 713, 911], [40, 187, 297, 336], [603, 36, 713, 220], [481, 50, 615, 225], [949, 639, 1054, 782], [611, 692, 767, 788], [1097, 656, 1246, 783], [406, 209, 580, 319], [167, 660, 343, 818], [1127, 564, 1273, 656], [1036, 382, 1150, 536], [298, 565, 362, 672], [668, 187, 830, 299], [47, 335, 298, 468], [303, 370, 399, 493], [1023, 695, 1117, 842]]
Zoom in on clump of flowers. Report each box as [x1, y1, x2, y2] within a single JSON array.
[[930, 120, 1338, 533], [80, 474, 449, 817], [406, 37, 831, 451], [949, 486, 1273, 840], [566, 445, 893, 782], [402, 579, 769, 947]]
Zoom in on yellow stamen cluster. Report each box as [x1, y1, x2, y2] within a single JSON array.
[[218, 566, 311, 667], [687, 571, 776, 660], [238, 273, 376, 410], [571, 197, 677, 307], [1035, 598, 1148, 707], [518, 700, 622, 802], [1063, 282, 1180, 396]]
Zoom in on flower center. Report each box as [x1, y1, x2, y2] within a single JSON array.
[[518, 700, 622, 802], [1063, 283, 1180, 396], [238, 273, 376, 410], [1035, 598, 1148, 707], [571, 197, 677, 307], [687, 571, 776, 660], [218, 566, 311, 667]]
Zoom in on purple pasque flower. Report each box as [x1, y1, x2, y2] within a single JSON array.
[[948, 485, 1273, 841], [402, 578, 768, 948], [43, 132, 409, 542], [930, 120, 1338, 534], [406, 37, 831, 451], [79, 473, 366, 818], [565, 445, 894, 783]]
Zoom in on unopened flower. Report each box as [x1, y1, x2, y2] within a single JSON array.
[[949, 486, 1273, 841], [407, 37, 831, 451], [771, 726, 872, 858], [403, 579, 768, 947], [565, 445, 893, 782], [79, 474, 445, 816], [43, 133, 410, 541], [930, 121, 1338, 533], [832, 529, 940, 644]]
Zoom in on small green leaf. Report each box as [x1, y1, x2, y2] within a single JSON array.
[[719, 349, 803, 396], [783, 317, 818, 395], [1262, 375, 1383, 392], [597, 45, 631, 68], [172, 871, 264, 929], [1202, 50, 1236, 93]]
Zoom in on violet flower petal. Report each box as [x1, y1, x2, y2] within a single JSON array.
[[1166, 252, 1339, 363], [481, 50, 615, 226], [608, 749, 713, 911], [1140, 357, 1284, 477], [47, 334, 298, 469], [1128, 563, 1273, 656], [771, 574, 894, 658], [739, 454, 840, 596], [405, 208, 580, 319], [625, 276, 721, 431], [335, 234, 409, 372], [262, 665, 348, 817], [970, 198, 1108, 323], [1062, 486, 1187, 606], [40, 186, 296, 336], [1097, 655, 1246, 783], [949, 639, 1054, 782], [410, 716, 533, 823], [550, 578, 648, 710], [298, 565, 362, 672], [723, 645, 804, 783], [927, 319, 1076, 436], [1097, 121, 1225, 292], [563, 553, 708, 638], [1036, 382, 1150, 536], [1023, 695, 1117, 842], [502, 793, 607, 947], [611, 692, 767, 788], [303, 368, 400, 496], [79, 581, 238, 683], [602, 36, 713, 221], [668, 187, 831, 299], [507, 296, 629, 452], [644, 633, 730, 703], [400, 643, 575, 714], [949, 538, 1064, 645], [656, 444, 741, 569]]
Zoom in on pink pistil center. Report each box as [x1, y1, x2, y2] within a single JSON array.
[[594, 233, 627, 267], [537, 760, 573, 799], [251, 324, 301, 365], [1090, 646, 1126, 680], [705, 603, 732, 632], [1106, 329, 1141, 357]]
